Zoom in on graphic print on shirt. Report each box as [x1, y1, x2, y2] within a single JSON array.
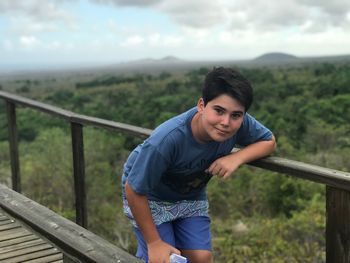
[[162, 169, 213, 194]]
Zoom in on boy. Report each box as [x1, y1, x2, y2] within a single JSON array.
[[122, 67, 276, 263]]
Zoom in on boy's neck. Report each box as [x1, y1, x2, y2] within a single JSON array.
[[191, 112, 207, 144]]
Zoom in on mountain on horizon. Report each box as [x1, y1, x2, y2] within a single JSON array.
[[124, 56, 184, 65], [254, 52, 298, 62], [125, 53, 300, 66], [3, 52, 350, 77]]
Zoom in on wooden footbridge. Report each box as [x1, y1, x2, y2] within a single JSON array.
[[1, 90, 350, 262], [0, 206, 63, 263]]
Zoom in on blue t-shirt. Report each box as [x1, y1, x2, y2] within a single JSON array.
[[122, 107, 272, 202]]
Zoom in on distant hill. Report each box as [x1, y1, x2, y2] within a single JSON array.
[[124, 56, 184, 65], [2, 52, 350, 78], [254, 52, 298, 62], [160, 56, 183, 62]]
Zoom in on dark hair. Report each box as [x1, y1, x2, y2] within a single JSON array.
[[202, 67, 253, 111]]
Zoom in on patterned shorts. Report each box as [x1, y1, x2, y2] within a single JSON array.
[[122, 195, 209, 227]]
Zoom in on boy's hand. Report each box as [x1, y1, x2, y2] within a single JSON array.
[[207, 137, 276, 180], [147, 239, 181, 263], [207, 153, 243, 180]]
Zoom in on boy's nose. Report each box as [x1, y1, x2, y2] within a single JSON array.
[[220, 114, 230, 126]]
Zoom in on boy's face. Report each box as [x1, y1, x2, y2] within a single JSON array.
[[195, 94, 245, 142]]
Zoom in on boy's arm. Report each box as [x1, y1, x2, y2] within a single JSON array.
[[208, 135, 276, 179], [125, 181, 180, 263]]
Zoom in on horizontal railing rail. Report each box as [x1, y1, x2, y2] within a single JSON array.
[[1, 89, 350, 262], [0, 91, 152, 138], [0, 183, 142, 263], [251, 157, 350, 191]]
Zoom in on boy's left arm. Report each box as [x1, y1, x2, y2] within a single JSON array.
[[207, 135, 276, 179]]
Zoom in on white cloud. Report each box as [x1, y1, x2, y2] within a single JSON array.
[[19, 35, 41, 49], [157, 0, 226, 28], [1, 0, 350, 66], [232, 0, 350, 32], [8, 17, 59, 35], [4, 0, 348, 34], [0, 0, 77, 39], [148, 33, 161, 46], [0, 0, 75, 22], [299, 0, 350, 16], [90, 0, 350, 31], [161, 35, 183, 47], [120, 35, 144, 47], [182, 27, 213, 45], [90, 0, 161, 7]]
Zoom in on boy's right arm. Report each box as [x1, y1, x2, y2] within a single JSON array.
[[125, 181, 180, 263]]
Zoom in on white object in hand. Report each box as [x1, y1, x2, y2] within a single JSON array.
[[170, 253, 188, 263]]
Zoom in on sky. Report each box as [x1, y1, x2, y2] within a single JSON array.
[[1, 0, 350, 70]]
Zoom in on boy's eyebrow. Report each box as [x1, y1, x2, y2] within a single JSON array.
[[213, 105, 244, 115], [213, 105, 227, 110]]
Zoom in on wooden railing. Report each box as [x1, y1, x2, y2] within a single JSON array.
[[1, 90, 350, 262], [0, 90, 152, 228]]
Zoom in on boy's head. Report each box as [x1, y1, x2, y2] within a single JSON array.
[[202, 67, 253, 112]]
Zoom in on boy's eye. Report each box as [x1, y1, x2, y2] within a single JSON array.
[[231, 113, 242, 119], [214, 108, 224, 115]]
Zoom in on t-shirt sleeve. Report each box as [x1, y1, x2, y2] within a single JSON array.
[[235, 113, 273, 147], [126, 140, 170, 195]]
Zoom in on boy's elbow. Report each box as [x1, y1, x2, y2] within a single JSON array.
[[270, 135, 277, 151]]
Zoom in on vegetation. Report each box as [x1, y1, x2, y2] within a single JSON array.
[[0, 61, 349, 262]]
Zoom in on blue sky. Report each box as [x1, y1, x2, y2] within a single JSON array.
[[1, 0, 350, 70]]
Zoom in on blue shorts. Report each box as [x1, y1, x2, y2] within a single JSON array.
[[133, 216, 212, 262]]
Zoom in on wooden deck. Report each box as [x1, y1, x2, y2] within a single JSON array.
[[0, 208, 63, 263]]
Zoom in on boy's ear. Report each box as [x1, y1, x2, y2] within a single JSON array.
[[197, 98, 205, 113]]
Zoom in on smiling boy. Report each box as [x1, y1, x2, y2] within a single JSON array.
[[122, 67, 276, 263]]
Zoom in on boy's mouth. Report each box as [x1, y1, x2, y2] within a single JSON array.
[[215, 127, 230, 135]]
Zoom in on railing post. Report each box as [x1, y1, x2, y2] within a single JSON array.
[[70, 122, 87, 228], [6, 101, 21, 192], [326, 186, 350, 262]]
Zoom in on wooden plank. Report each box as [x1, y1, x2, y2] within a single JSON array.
[[0, 223, 21, 231], [0, 215, 9, 221], [22, 253, 63, 263], [0, 243, 53, 260], [326, 186, 350, 262], [0, 219, 14, 226], [0, 226, 30, 235], [0, 209, 63, 262], [0, 239, 46, 254], [4, 248, 60, 263], [0, 208, 64, 263], [0, 229, 32, 242], [0, 235, 39, 248]]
